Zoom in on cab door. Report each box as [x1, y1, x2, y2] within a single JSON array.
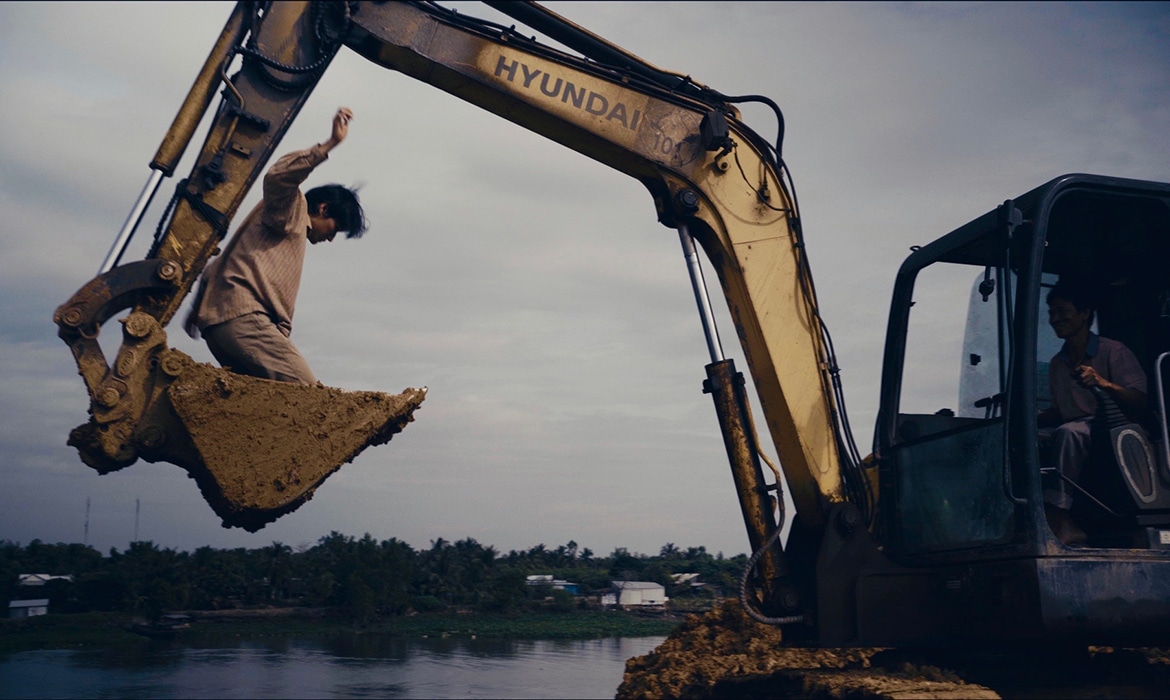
[[878, 244, 1021, 559]]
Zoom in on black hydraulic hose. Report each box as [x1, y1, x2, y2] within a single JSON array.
[[483, 1, 707, 101], [718, 93, 785, 161], [234, 1, 350, 76], [739, 510, 804, 626]]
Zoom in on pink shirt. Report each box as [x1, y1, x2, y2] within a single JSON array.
[[1049, 333, 1147, 422]]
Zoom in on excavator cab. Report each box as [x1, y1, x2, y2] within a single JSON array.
[[872, 174, 1170, 644]]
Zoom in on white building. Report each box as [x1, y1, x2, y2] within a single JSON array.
[[610, 581, 668, 608], [526, 574, 582, 595], [8, 599, 49, 619], [18, 574, 74, 587]]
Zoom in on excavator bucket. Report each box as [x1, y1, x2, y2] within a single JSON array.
[[167, 364, 426, 531], [68, 355, 426, 532]]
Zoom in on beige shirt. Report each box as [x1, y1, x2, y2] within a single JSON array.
[[192, 144, 329, 337], [1049, 333, 1147, 422]]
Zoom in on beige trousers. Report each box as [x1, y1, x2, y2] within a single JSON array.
[[1039, 419, 1092, 510], [202, 312, 317, 385]]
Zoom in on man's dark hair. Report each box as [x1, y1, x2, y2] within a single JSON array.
[[306, 184, 366, 239], [1047, 275, 1098, 323]]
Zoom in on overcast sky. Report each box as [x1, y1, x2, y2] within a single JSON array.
[[1, 2, 1167, 558]]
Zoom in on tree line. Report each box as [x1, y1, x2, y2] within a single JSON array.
[[1, 535, 748, 621]]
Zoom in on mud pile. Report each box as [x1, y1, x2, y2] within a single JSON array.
[[618, 600, 1170, 699], [617, 601, 989, 699]]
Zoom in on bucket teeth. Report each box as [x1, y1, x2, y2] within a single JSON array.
[[162, 363, 425, 531]]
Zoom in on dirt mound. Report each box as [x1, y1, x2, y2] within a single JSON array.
[[617, 600, 990, 699], [618, 601, 1170, 699]]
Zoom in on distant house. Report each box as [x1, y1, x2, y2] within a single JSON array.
[[670, 572, 722, 598], [526, 574, 581, 596], [18, 574, 74, 587], [8, 599, 50, 619], [609, 581, 668, 608]]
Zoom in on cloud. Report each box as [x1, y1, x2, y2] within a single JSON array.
[[1, 1, 1167, 558]]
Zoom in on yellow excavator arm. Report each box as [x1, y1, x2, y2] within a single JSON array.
[[55, 1, 861, 610], [348, 0, 854, 507]]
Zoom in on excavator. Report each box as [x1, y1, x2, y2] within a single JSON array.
[[55, 1, 1170, 648]]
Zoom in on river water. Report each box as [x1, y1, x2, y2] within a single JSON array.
[[0, 634, 666, 699]]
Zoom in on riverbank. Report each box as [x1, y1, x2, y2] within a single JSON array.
[[0, 608, 681, 654]]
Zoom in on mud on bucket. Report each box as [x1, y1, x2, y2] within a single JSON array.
[[160, 363, 425, 531]]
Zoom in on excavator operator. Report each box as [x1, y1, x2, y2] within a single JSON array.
[[1037, 276, 1148, 544], [184, 107, 366, 384]]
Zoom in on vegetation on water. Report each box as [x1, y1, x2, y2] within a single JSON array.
[[2, 536, 745, 651], [0, 611, 137, 653], [0, 609, 680, 654]]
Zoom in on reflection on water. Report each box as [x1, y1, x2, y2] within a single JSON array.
[[0, 634, 665, 699]]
